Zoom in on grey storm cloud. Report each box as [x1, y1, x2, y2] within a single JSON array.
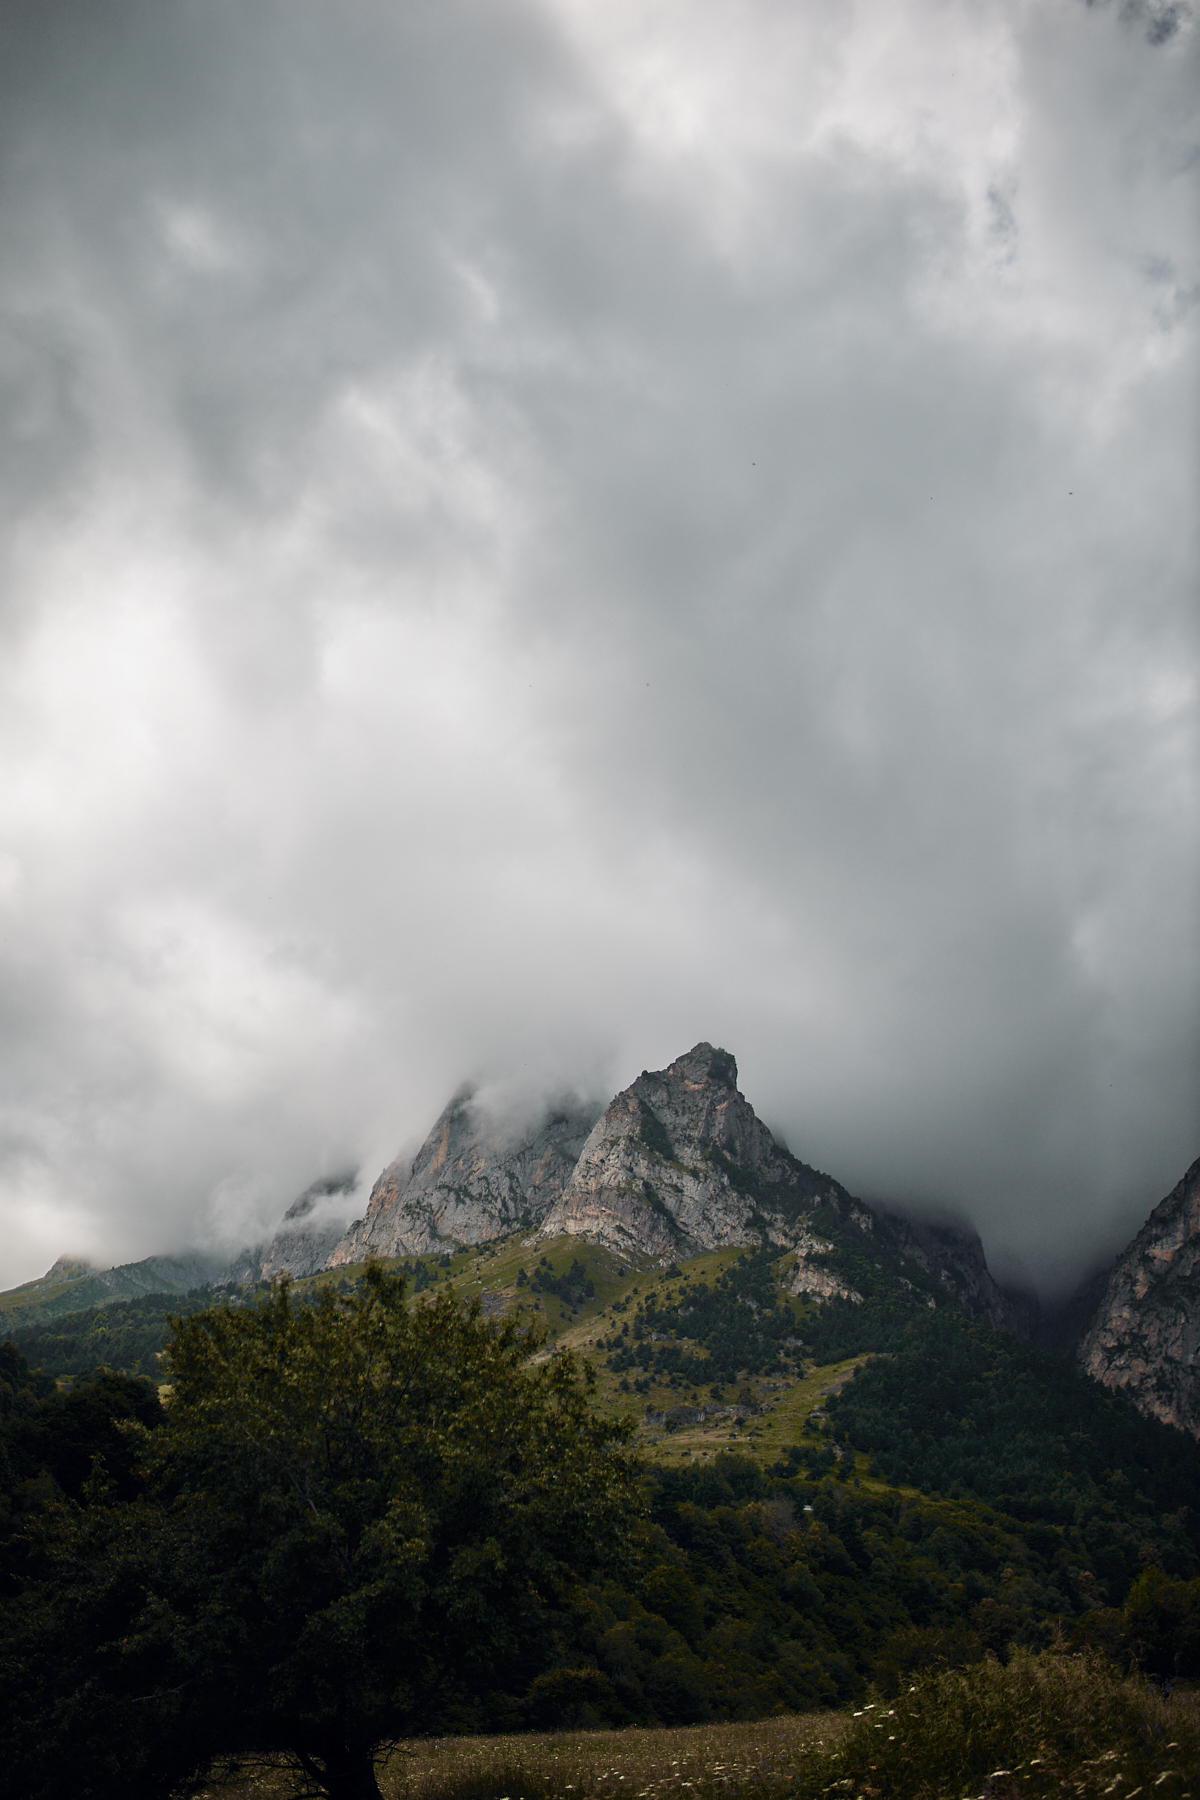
[[0, 0, 1195, 1296]]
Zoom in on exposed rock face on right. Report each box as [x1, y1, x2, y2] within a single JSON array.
[[534, 1042, 859, 1258], [327, 1088, 599, 1262], [1077, 1157, 1200, 1440]]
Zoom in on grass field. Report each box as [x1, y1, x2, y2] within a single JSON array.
[[193, 1713, 848, 1800], [189, 1658, 1200, 1800]]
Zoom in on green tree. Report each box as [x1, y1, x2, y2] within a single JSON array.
[[1119, 1566, 1200, 1679], [0, 1268, 641, 1800]]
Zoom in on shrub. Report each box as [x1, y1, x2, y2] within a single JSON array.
[[802, 1648, 1199, 1800]]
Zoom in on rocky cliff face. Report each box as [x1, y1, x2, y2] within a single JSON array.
[[780, 1193, 1031, 1328], [785, 1226, 864, 1303], [326, 1089, 599, 1263], [1076, 1157, 1200, 1440], [258, 1175, 359, 1280], [532, 1042, 1032, 1334], [4, 1037, 1036, 1341], [534, 1042, 859, 1258], [879, 1212, 1038, 1337]]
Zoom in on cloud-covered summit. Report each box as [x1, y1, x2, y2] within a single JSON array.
[[0, 0, 1195, 1297]]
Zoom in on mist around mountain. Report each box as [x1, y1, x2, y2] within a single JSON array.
[[2, 1040, 1195, 1448], [3, 1045, 1199, 1780], [316, 1043, 1037, 1335]]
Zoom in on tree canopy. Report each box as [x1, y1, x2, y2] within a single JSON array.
[[0, 1268, 641, 1800], [5, 1267, 1200, 1797]]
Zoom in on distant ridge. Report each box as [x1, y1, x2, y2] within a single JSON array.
[[0, 1175, 360, 1330], [0, 1249, 233, 1331]]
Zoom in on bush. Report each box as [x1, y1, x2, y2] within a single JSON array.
[[802, 1648, 1199, 1799]]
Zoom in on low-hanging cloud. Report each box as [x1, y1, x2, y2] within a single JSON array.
[[0, 0, 1195, 1297]]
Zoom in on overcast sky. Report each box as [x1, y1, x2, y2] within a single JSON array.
[[0, 0, 1196, 1298]]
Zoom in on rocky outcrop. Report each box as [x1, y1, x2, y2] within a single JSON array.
[[326, 1089, 599, 1263], [787, 1228, 863, 1304], [879, 1212, 1037, 1337], [533, 1043, 847, 1258], [529, 1042, 1031, 1337], [1076, 1157, 1200, 1439], [258, 1174, 359, 1279], [644, 1401, 755, 1431], [779, 1206, 1030, 1324]]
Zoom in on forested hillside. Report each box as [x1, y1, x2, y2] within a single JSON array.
[[4, 1248, 1199, 1737], [3, 1286, 239, 1384]]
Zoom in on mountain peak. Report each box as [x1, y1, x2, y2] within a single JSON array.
[[534, 1043, 831, 1258], [43, 1256, 98, 1281], [640, 1042, 739, 1092]]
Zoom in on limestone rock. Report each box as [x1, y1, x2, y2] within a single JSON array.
[[788, 1229, 863, 1304], [258, 1174, 359, 1280], [1076, 1156, 1200, 1439], [532, 1042, 1031, 1335], [534, 1042, 846, 1257], [215, 1242, 271, 1287], [326, 1088, 599, 1263]]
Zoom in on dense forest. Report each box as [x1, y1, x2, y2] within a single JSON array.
[[2, 1287, 236, 1384], [824, 1308, 1200, 1549], [2, 1254, 1199, 1798], [600, 1249, 802, 1386]]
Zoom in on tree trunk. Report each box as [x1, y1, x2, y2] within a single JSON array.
[[301, 1742, 385, 1800]]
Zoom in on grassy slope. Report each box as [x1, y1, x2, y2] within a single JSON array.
[[2, 1230, 907, 1474], [0, 1265, 117, 1326], [191, 1714, 849, 1800], [302, 1235, 881, 1474]]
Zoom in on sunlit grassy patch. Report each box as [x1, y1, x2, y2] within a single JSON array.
[[190, 1655, 1199, 1800], [191, 1713, 846, 1799]]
